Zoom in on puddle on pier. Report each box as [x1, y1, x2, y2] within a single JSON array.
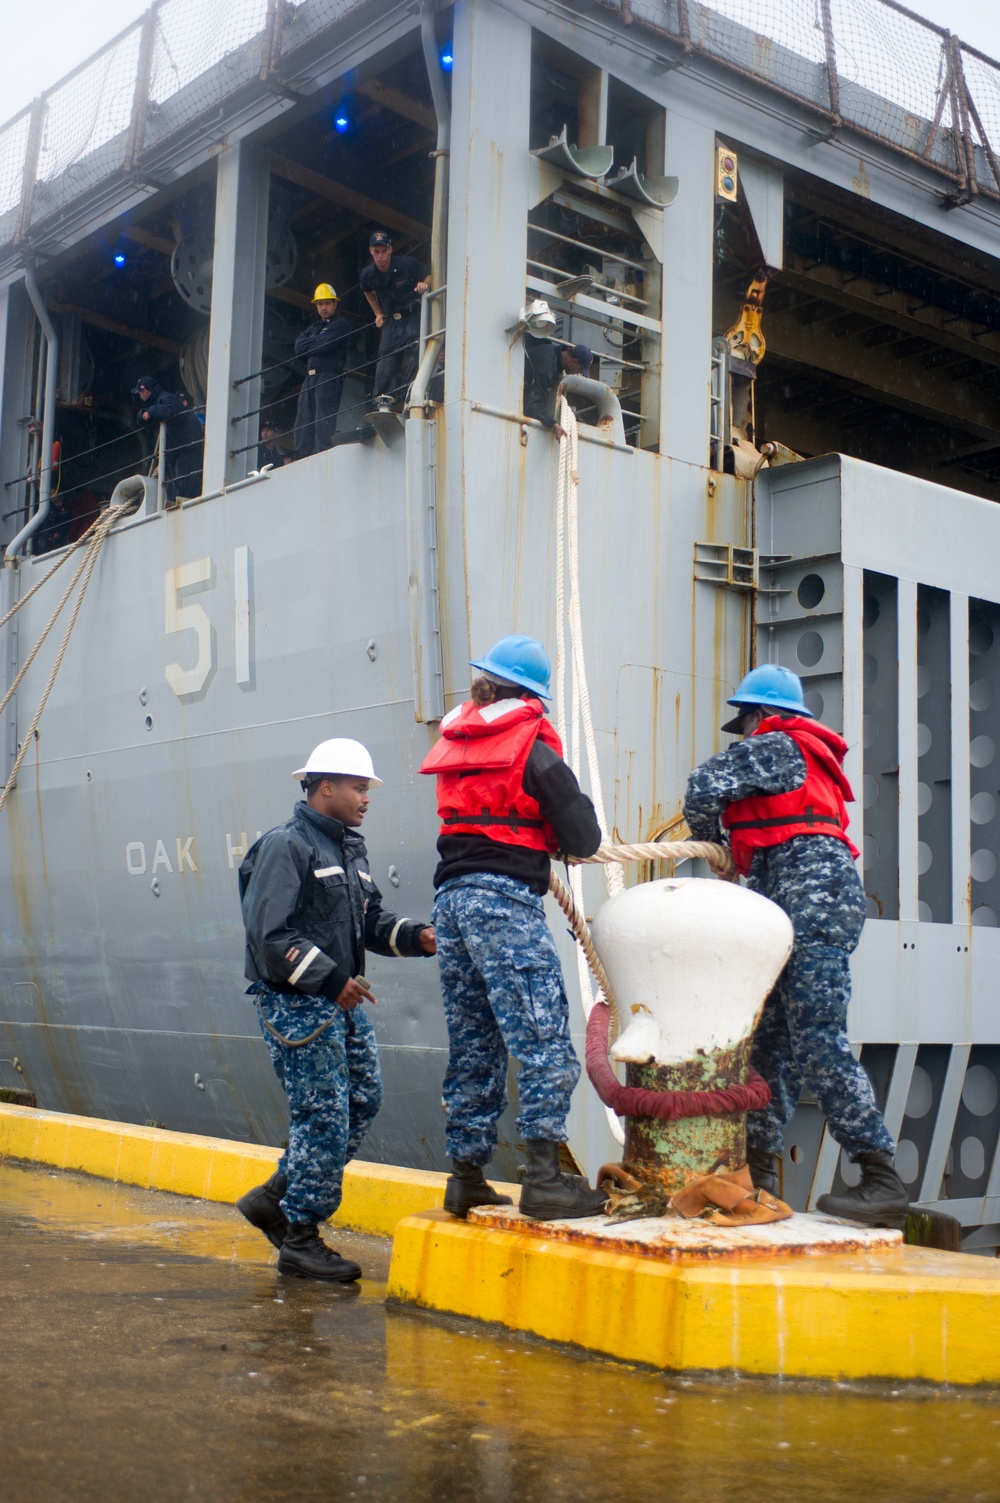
[[1, 1160, 998, 1503]]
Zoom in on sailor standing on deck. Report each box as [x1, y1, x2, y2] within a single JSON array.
[[293, 284, 351, 458], [360, 231, 429, 408], [419, 635, 608, 1222], [682, 665, 909, 1225], [237, 740, 435, 1281]]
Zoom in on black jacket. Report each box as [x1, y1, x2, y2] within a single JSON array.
[[136, 382, 203, 461], [360, 255, 427, 317], [522, 334, 562, 428], [294, 315, 351, 372], [240, 802, 428, 1000], [432, 739, 601, 894]]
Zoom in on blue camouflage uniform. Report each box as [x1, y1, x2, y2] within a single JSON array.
[[434, 874, 582, 1161], [429, 731, 602, 1166], [683, 732, 894, 1161], [239, 802, 428, 1224]]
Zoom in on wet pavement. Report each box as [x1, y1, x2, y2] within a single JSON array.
[[2, 1161, 999, 1503]]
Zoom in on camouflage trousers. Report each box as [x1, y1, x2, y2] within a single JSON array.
[[250, 982, 383, 1224], [432, 874, 581, 1165], [746, 837, 895, 1160]]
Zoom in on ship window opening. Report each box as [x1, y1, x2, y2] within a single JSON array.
[[714, 172, 1000, 502], [526, 38, 661, 450], [5, 172, 217, 554], [232, 47, 439, 470], [969, 599, 1000, 931], [916, 585, 952, 924], [861, 571, 899, 922]]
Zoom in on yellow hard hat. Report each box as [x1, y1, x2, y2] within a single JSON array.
[[312, 282, 338, 302]]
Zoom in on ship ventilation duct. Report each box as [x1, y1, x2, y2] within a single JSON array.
[[535, 126, 614, 180], [609, 158, 679, 208]]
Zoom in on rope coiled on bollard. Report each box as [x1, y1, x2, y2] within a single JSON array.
[[585, 1001, 771, 1121], [549, 839, 771, 1120]]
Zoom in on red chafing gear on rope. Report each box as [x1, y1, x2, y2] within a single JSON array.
[[584, 1001, 772, 1120]]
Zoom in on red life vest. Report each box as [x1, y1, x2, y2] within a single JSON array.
[[721, 715, 860, 877], [418, 697, 563, 852]]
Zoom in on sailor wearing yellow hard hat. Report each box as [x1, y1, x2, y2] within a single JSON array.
[[293, 282, 350, 459], [237, 737, 436, 1282]]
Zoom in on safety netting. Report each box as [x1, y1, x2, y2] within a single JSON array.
[[610, 0, 1000, 192], [3, 0, 1000, 253]]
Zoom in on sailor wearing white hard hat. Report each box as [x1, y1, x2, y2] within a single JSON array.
[[237, 737, 435, 1281]]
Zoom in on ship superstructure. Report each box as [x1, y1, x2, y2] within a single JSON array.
[[3, 0, 1000, 1246]]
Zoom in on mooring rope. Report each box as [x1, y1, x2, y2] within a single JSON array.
[[549, 838, 769, 1121], [0, 506, 111, 632], [0, 504, 133, 818]]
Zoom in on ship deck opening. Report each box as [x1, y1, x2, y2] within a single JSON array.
[[714, 170, 1000, 502]]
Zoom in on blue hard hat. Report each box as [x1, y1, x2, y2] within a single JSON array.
[[470, 634, 552, 700], [721, 664, 810, 732]]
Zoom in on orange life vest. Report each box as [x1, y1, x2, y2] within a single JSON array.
[[721, 715, 860, 876], [418, 697, 563, 852]]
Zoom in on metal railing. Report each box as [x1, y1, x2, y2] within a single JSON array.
[[3, 0, 1000, 256], [609, 0, 1000, 205], [0, 0, 373, 250]]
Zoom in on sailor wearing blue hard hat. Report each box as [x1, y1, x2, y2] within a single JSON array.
[[683, 662, 908, 1226], [419, 634, 608, 1222]]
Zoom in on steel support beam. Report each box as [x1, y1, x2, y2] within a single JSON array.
[[780, 253, 1000, 368], [268, 153, 430, 243], [659, 109, 715, 466], [762, 304, 1000, 440], [202, 140, 270, 494]]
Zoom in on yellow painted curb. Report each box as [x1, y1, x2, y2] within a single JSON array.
[[0, 1104, 513, 1240], [387, 1210, 1000, 1386]]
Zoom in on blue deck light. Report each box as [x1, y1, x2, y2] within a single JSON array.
[[439, 47, 453, 71], [334, 108, 351, 134], [113, 252, 127, 267]]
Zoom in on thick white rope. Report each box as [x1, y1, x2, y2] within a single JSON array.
[[571, 838, 737, 880], [0, 509, 109, 633], [0, 506, 122, 818], [563, 399, 623, 901], [0, 527, 103, 724], [554, 396, 626, 1142]]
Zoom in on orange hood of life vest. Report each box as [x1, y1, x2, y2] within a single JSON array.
[[418, 697, 563, 852]]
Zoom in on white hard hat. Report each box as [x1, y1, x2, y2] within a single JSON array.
[[521, 298, 556, 333], [292, 738, 383, 786]]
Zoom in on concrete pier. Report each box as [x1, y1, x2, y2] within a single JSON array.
[[2, 1160, 1000, 1503]]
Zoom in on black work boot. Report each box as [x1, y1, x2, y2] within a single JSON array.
[[746, 1145, 779, 1198], [518, 1139, 608, 1221], [815, 1151, 909, 1226], [443, 1159, 514, 1219], [236, 1170, 289, 1250], [277, 1223, 362, 1282]]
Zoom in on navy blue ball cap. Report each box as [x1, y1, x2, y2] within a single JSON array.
[[369, 230, 392, 247], [132, 375, 156, 395], [570, 343, 593, 372]]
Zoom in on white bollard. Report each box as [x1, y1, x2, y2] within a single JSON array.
[[590, 879, 793, 1184]]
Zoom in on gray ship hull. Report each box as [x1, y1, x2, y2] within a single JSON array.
[[3, 0, 1000, 1239]]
